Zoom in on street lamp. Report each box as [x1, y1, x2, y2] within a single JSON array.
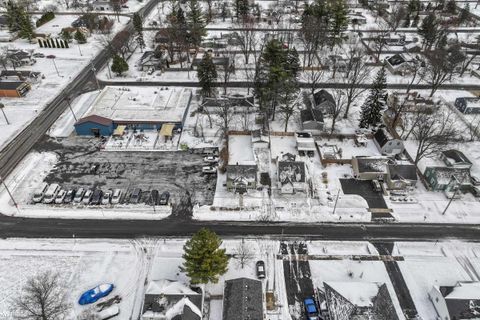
[[47, 55, 60, 77], [442, 176, 461, 215], [0, 103, 10, 125]]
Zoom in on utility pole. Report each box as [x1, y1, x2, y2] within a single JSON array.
[[442, 181, 460, 215], [66, 97, 77, 121], [0, 175, 18, 210], [77, 44, 83, 56], [332, 189, 341, 215]]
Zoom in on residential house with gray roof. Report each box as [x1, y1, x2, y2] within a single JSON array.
[[223, 278, 263, 320]]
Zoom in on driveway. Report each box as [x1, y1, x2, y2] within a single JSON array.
[[340, 179, 387, 209]]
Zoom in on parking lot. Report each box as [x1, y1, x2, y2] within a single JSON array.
[[340, 179, 387, 209], [33, 136, 216, 207]]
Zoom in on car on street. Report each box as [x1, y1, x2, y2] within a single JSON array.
[[256, 261, 266, 279], [55, 189, 66, 204], [159, 191, 170, 205], [78, 283, 114, 305], [33, 53, 45, 58], [129, 188, 142, 204], [46, 54, 56, 59], [111, 189, 122, 204], [32, 183, 49, 203], [202, 166, 216, 174], [64, 189, 75, 204], [101, 190, 112, 205], [148, 190, 159, 205], [73, 188, 85, 203], [91, 189, 103, 205], [82, 189, 93, 205], [43, 184, 60, 204], [203, 155, 219, 163], [304, 297, 319, 320]]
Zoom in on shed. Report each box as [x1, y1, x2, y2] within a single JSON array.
[[74, 115, 114, 136], [352, 156, 389, 180], [301, 108, 324, 131], [386, 163, 417, 190], [312, 89, 335, 111], [373, 129, 404, 156]]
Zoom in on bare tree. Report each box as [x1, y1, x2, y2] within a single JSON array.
[[465, 114, 480, 141], [424, 45, 465, 97], [328, 89, 346, 133], [302, 53, 326, 96], [342, 46, 371, 118], [234, 16, 257, 65], [234, 239, 254, 269], [0, 46, 9, 71], [11, 271, 70, 320], [219, 47, 237, 95], [215, 100, 235, 138], [408, 108, 458, 164], [387, 4, 407, 32], [370, 21, 390, 62], [110, 0, 122, 22], [458, 35, 480, 77]]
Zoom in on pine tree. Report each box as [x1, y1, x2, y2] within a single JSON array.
[[181, 228, 229, 284], [359, 66, 387, 128], [17, 11, 34, 40], [133, 13, 145, 52], [74, 30, 87, 44], [187, 0, 206, 47], [328, 0, 349, 48], [197, 53, 217, 97], [6, 0, 21, 33], [234, 0, 250, 18], [458, 3, 470, 25], [445, 0, 456, 14], [111, 54, 129, 76]]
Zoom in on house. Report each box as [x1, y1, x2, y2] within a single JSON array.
[[0, 70, 42, 84], [429, 282, 480, 320], [74, 115, 114, 136], [352, 156, 389, 180], [278, 161, 306, 194], [324, 281, 399, 320], [300, 108, 324, 131], [226, 165, 257, 192], [373, 129, 404, 156], [385, 54, 413, 75], [386, 91, 436, 114], [386, 163, 417, 190], [223, 278, 263, 320], [91, 0, 127, 11], [311, 89, 335, 112], [0, 81, 31, 97], [141, 279, 203, 320], [424, 166, 471, 191], [454, 97, 480, 114], [440, 149, 472, 169], [6, 49, 35, 68], [296, 132, 316, 156], [138, 50, 167, 71]]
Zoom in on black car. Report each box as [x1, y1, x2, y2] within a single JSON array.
[[90, 189, 103, 205], [159, 191, 170, 205], [63, 189, 75, 204], [129, 188, 142, 204], [149, 190, 159, 205], [256, 261, 266, 279]]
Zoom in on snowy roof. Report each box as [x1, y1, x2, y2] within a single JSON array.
[[438, 282, 480, 320], [387, 164, 417, 181], [85, 86, 192, 124], [145, 279, 199, 296], [228, 135, 255, 165], [75, 115, 112, 127], [441, 149, 472, 166], [355, 157, 389, 173], [313, 89, 335, 107], [223, 278, 263, 320], [278, 161, 306, 185], [374, 129, 389, 147], [301, 108, 324, 123], [325, 281, 380, 307]]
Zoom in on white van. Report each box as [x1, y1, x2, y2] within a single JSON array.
[[43, 184, 60, 204], [98, 306, 119, 319], [33, 183, 49, 203]]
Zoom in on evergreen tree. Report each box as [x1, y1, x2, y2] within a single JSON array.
[[328, 0, 349, 48], [445, 0, 456, 14], [60, 30, 72, 42], [359, 66, 387, 128], [234, 0, 250, 19], [181, 228, 229, 284], [74, 30, 87, 44], [17, 10, 34, 40], [187, 0, 206, 47], [133, 13, 145, 52], [458, 3, 470, 25], [197, 53, 217, 97], [418, 13, 439, 49], [6, 0, 21, 33], [111, 54, 129, 76]]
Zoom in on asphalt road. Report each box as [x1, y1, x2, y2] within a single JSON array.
[[0, 0, 158, 180], [1, 214, 480, 241]]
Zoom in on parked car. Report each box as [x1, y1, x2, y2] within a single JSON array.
[[91, 189, 103, 205], [54, 189, 67, 204], [101, 190, 112, 205], [202, 166, 216, 174], [129, 188, 142, 204], [98, 305, 119, 320], [256, 261, 266, 279], [64, 189, 75, 204], [372, 180, 382, 192], [78, 283, 114, 305], [159, 191, 170, 205], [203, 155, 219, 163], [304, 298, 319, 320], [82, 189, 93, 204], [111, 189, 122, 204], [73, 188, 85, 203], [149, 190, 159, 205], [471, 176, 480, 186], [33, 52, 45, 58], [43, 184, 60, 204], [32, 183, 49, 203]]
